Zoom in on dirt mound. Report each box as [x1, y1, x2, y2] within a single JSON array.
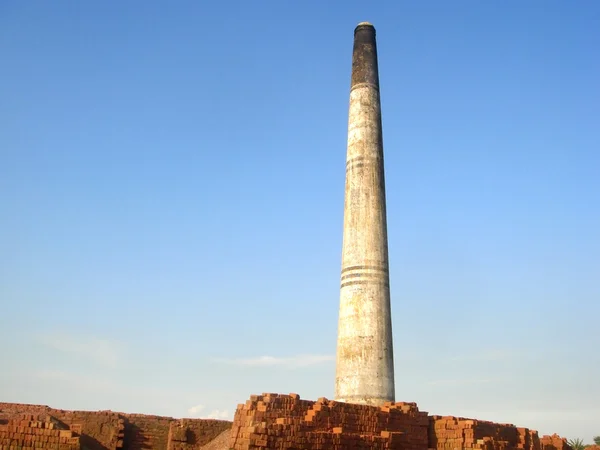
[[200, 428, 231, 450]]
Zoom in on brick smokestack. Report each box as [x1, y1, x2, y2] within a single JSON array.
[[335, 22, 395, 406]]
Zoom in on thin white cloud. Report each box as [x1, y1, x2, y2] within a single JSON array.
[[35, 369, 117, 392], [213, 354, 334, 368], [38, 332, 121, 367], [205, 409, 231, 420], [427, 377, 503, 386], [187, 404, 205, 416], [33, 370, 193, 413], [448, 349, 518, 362], [468, 409, 600, 423]]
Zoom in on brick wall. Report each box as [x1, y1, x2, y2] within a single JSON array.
[[540, 434, 573, 450], [229, 394, 573, 450], [168, 419, 233, 449], [55, 410, 124, 449], [229, 393, 429, 449], [0, 403, 123, 449], [0, 403, 231, 450], [123, 414, 172, 449], [0, 398, 575, 450], [429, 415, 542, 450], [0, 413, 81, 450]]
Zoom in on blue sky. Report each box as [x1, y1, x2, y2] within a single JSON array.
[[1, 0, 599, 442]]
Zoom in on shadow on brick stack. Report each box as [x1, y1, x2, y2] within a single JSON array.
[[167, 418, 234, 449], [0, 413, 81, 449], [229, 393, 429, 450]]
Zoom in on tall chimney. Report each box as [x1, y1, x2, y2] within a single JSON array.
[[334, 22, 395, 406]]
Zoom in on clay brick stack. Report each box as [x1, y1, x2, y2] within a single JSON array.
[[540, 434, 573, 450], [124, 414, 173, 449], [0, 402, 232, 450], [0, 399, 576, 450], [168, 418, 233, 449], [0, 413, 81, 449], [429, 416, 544, 450], [517, 427, 541, 450], [229, 393, 430, 450], [58, 410, 124, 449]]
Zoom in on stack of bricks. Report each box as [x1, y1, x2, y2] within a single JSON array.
[[124, 413, 232, 450], [540, 434, 573, 450], [124, 414, 173, 449], [58, 410, 124, 450], [168, 418, 233, 449], [0, 403, 231, 450], [0, 413, 81, 450], [0, 400, 575, 450], [229, 393, 430, 450], [429, 416, 543, 450], [517, 426, 541, 450]]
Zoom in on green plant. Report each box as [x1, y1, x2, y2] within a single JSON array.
[[593, 436, 600, 446], [568, 438, 585, 450]]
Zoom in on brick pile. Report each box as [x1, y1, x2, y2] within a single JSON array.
[[0, 404, 124, 450], [123, 414, 172, 449], [0, 413, 81, 450], [429, 415, 543, 450], [229, 393, 430, 450], [0, 402, 232, 450], [168, 418, 233, 449], [59, 410, 124, 449], [540, 434, 573, 450], [0, 399, 575, 450]]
